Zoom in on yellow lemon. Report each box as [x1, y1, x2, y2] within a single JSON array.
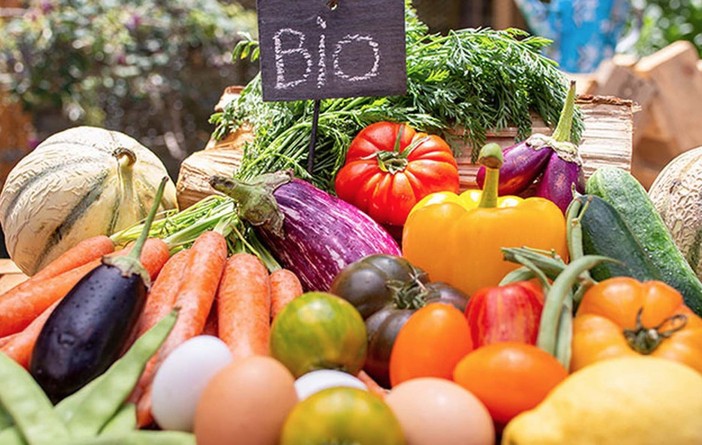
[[502, 356, 702, 445]]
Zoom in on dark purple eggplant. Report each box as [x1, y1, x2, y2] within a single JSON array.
[[210, 171, 401, 291], [475, 140, 553, 195], [533, 80, 583, 213], [535, 151, 585, 213], [30, 178, 168, 403]]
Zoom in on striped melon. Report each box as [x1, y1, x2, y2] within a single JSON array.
[[0, 126, 178, 275], [648, 145, 702, 281]]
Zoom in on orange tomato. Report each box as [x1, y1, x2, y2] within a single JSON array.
[[572, 277, 702, 373], [452, 342, 568, 426], [389, 303, 472, 387]]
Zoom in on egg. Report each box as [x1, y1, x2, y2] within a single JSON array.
[[294, 369, 367, 401], [151, 335, 232, 431], [194, 355, 298, 445], [385, 377, 495, 445]]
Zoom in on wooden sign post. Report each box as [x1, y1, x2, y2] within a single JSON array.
[[256, 0, 407, 171]]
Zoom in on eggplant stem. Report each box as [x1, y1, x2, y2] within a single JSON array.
[[552, 80, 577, 143]]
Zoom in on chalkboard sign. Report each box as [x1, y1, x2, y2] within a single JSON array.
[[257, 0, 407, 101]]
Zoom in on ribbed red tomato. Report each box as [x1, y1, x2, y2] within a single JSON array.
[[334, 122, 460, 227]]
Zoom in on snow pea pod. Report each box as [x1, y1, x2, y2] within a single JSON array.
[[0, 403, 12, 431], [67, 309, 178, 438], [0, 352, 70, 444], [61, 431, 195, 445], [99, 404, 136, 436]]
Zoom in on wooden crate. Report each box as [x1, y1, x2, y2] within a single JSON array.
[[176, 91, 634, 209]]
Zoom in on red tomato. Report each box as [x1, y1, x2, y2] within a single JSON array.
[[389, 303, 472, 387], [464, 281, 544, 347], [452, 342, 568, 426], [334, 121, 460, 226]]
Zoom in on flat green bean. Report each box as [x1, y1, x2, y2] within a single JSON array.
[[67, 310, 178, 438], [60, 430, 195, 445], [99, 403, 136, 436], [0, 401, 13, 431], [0, 425, 26, 445], [53, 373, 106, 423], [0, 352, 70, 444]]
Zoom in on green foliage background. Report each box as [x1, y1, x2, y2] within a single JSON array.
[[632, 0, 702, 56]]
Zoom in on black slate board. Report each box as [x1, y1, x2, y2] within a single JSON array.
[[257, 0, 407, 101]]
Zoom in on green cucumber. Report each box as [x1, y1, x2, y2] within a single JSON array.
[[578, 194, 664, 283], [586, 167, 702, 315]]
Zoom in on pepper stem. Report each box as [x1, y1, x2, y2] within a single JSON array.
[[552, 81, 577, 143], [477, 143, 504, 208], [623, 308, 688, 355]]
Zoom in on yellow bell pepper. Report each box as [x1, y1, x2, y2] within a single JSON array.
[[402, 143, 568, 296]]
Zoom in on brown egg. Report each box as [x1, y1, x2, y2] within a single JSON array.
[[194, 356, 298, 445], [385, 377, 494, 445]]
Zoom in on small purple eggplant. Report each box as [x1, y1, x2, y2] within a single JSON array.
[[475, 140, 553, 195], [533, 81, 583, 213], [476, 81, 581, 204], [535, 150, 585, 213]]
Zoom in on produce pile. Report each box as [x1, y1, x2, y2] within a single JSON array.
[[1, 5, 702, 445]]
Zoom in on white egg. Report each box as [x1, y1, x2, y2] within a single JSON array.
[[152, 335, 232, 432], [294, 369, 367, 401]]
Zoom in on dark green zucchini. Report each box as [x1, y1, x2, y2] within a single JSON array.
[[578, 194, 664, 283], [587, 167, 702, 315]]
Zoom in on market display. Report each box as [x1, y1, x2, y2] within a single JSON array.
[[2, 4, 702, 445]]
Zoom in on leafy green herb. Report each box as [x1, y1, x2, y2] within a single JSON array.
[[210, 2, 583, 191]]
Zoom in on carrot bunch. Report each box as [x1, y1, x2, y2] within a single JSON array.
[[0, 235, 170, 367], [0, 230, 308, 428]]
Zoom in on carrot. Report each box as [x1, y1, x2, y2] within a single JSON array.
[[134, 238, 171, 282], [31, 235, 115, 281], [218, 253, 271, 359], [357, 370, 388, 400], [0, 333, 18, 349], [269, 268, 303, 320], [132, 230, 228, 426], [0, 261, 99, 337], [0, 238, 169, 338], [203, 301, 218, 337], [133, 249, 190, 340], [1, 300, 60, 368]]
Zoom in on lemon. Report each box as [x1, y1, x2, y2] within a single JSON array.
[[501, 356, 702, 445]]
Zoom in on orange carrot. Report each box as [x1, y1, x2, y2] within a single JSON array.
[[0, 261, 99, 337], [1, 300, 60, 368], [0, 333, 18, 349], [218, 253, 271, 359], [0, 238, 169, 338], [358, 370, 388, 400], [203, 301, 218, 337], [31, 235, 115, 281], [133, 231, 228, 426], [134, 238, 171, 282], [269, 268, 303, 320], [133, 249, 190, 339]]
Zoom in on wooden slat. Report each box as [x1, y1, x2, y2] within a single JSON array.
[[176, 95, 634, 209]]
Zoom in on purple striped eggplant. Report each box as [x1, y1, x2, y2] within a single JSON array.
[[210, 171, 401, 291]]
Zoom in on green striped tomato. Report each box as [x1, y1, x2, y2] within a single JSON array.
[[280, 387, 406, 445], [270, 292, 367, 378]]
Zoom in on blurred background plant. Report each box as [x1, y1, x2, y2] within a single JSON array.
[[629, 0, 702, 57], [0, 0, 701, 180], [0, 0, 258, 174]]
